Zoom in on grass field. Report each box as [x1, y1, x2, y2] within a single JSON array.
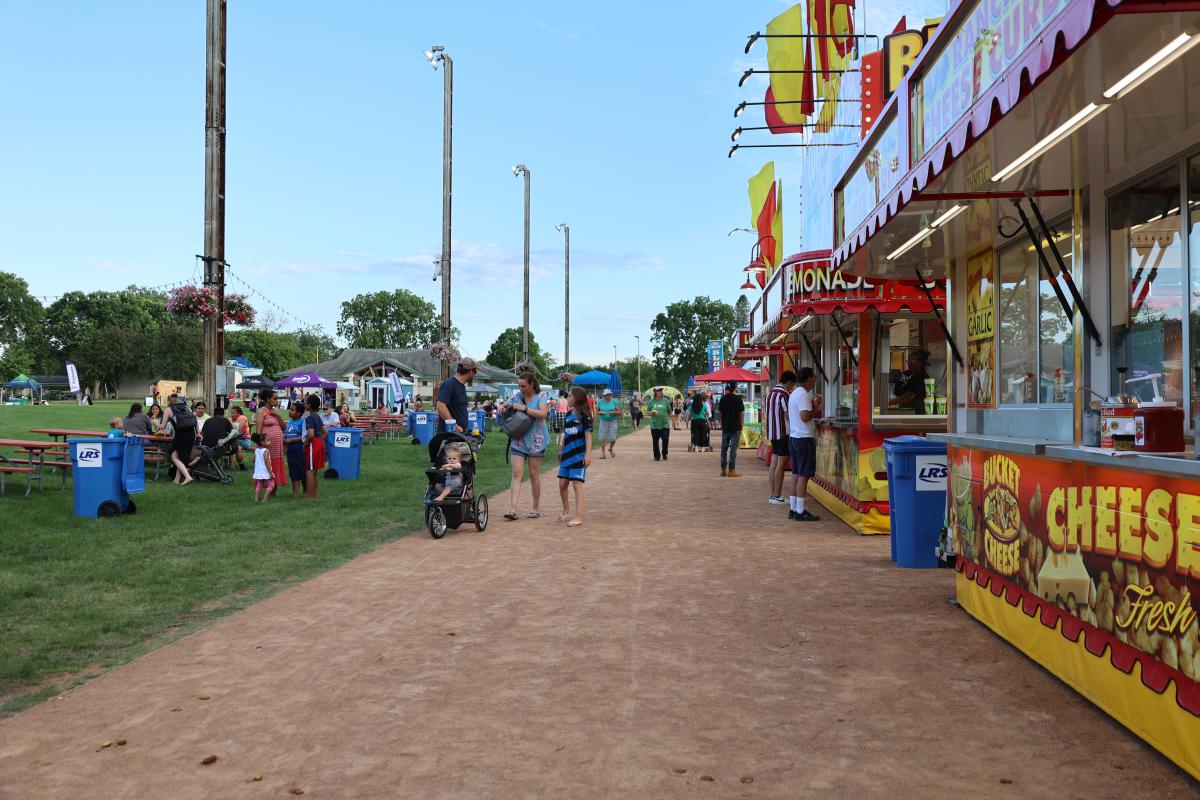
[[0, 400, 634, 717]]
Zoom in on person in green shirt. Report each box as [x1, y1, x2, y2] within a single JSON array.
[[596, 388, 621, 459], [645, 386, 673, 461]]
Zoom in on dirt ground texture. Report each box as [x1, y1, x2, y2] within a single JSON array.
[[1, 428, 1196, 799]]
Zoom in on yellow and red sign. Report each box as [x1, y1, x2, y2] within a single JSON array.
[[748, 162, 783, 286], [950, 446, 1200, 712], [965, 249, 995, 409]]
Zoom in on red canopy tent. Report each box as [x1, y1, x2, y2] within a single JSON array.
[[691, 365, 763, 383]]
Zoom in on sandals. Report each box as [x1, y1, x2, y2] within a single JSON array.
[[526, 512, 541, 519], [566, 519, 583, 528], [558, 512, 570, 522], [503, 512, 518, 521]]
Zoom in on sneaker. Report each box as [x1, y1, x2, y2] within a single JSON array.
[[720, 468, 727, 476], [788, 510, 797, 520], [663, 455, 668, 460], [794, 510, 821, 522], [768, 496, 788, 505], [727, 470, 742, 477]]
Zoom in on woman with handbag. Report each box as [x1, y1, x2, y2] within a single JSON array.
[[500, 371, 551, 520]]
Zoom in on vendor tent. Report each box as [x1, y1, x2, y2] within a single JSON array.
[[3, 373, 40, 390], [471, 383, 500, 395], [692, 365, 763, 383], [236, 374, 275, 390], [573, 369, 611, 386], [274, 371, 336, 389], [608, 369, 623, 396]]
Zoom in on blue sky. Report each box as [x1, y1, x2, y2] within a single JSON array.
[[0, 0, 947, 368]]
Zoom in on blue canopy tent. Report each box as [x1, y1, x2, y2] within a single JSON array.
[[573, 369, 611, 386], [3, 373, 41, 404], [608, 369, 623, 396]]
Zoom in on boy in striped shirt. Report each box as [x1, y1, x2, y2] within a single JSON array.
[[557, 387, 593, 528], [766, 371, 796, 505]]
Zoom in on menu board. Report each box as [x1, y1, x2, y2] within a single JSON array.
[[966, 249, 996, 408]]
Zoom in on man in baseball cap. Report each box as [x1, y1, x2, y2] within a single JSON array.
[[436, 358, 479, 434], [597, 387, 620, 458], [645, 386, 672, 461]]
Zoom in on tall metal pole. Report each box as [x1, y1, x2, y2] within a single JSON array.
[[439, 53, 453, 381], [522, 170, 531, 363], [635, 335, 641, 395], [202, 0, 227, 406], [556, 224, 569, 370]]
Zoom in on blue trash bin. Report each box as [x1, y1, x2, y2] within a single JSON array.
[[69, 437, 146, 518], [882, 436, 947, 568], [408, 411, 437, 445], [324, 426, 363, 480]]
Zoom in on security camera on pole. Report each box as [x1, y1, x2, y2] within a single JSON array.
[[424, 45, 453, 382]]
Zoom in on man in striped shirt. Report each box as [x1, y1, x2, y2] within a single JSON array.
[[765, 370, 796, 505]]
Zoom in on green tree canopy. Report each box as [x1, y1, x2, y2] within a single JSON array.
[[486, 327, 552, 377], [225, 329, 305, 377], [0, 272, 47, 378], [650, 296, 736, 386], [734, 295, 750, 329], [336, 290, 440, 349]]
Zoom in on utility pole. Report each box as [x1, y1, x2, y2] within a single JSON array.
[[513, 164, 531, 362], [202, 0, 227, 406], [426, 46, 453, 381], [635, 335, 641, 395], [555, 224, 569, 370]]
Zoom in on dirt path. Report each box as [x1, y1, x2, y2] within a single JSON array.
[[0, 429, 1194, 798]]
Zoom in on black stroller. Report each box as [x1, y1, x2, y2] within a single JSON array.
[[424, 431, 489, 539], [189, 437, 237, 484]]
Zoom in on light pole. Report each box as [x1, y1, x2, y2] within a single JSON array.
[[634, 335, 641, 395], [513, 163, 531, 363], [612, 345, 618, 392], [425, 45, 453, 380], [555, 223, 569, 372]]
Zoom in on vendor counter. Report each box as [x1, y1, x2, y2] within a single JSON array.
[[938, 434, 1200, 778], [809, 417, 943, 535]]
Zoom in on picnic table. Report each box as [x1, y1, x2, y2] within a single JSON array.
[[29, 429, 174, 481], [0, 438, 60, 495], [29, 428, 108, 442]]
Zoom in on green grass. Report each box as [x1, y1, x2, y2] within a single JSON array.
[[0, 401, 636, 717]]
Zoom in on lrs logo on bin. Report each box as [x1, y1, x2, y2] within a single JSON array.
[[914, 455, 947, 491], [76, 445, 103, 468], [415, 414, 427, 425], [333, 432, 352, 448]]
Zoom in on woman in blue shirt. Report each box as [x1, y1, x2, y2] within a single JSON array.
[[500, 371, 551, 520]]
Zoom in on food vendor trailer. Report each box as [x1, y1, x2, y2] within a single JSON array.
[[740, 251, 949, 534], [830, 0, 1200, 775]]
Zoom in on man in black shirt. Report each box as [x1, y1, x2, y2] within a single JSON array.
[[436, 357, 477, 433], [891, 349, 931, 414], [200, 405, 235, 449], [717, 381, 745, 477]]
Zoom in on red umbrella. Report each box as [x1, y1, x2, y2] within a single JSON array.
[[692, 365, 763, 383]]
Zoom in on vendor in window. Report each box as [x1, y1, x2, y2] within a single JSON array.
[[890, 349, 930, 414]]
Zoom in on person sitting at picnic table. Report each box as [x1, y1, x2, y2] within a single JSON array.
[[193, 401, 212, 429], [148, 403, 164, 433], [106, 417, 124, 438], [338, 403, 357, 427], [124, 403, 153, 436], [321, 403, 341, 428], [228, 406, 252, 470]]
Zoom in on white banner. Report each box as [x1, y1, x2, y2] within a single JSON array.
[[389, 372, 403, 401], [65, 361, 81, 394]]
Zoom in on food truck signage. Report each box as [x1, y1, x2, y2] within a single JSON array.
[[706, 340, 725, 372], [911, 0, 1072, 158], [836, 113, 905, 242], [883, 20, 940, 98], [951, 448, 1200, 688], [785, 258, 945, 314], [788, 262, 878, 302], [966, 250, 996, 409]]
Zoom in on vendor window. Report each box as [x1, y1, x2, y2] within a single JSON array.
[[1110, 165, 1185, 404], [832, 314, 858, 421], [996, 229, 1075, 405], [873, 315, 948, 417]]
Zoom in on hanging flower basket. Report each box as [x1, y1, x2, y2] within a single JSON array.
[[428, 341, 460, 363], [513, 361, 539, 377], [556, 371, 574, 384], [166, 285, 256, 326]]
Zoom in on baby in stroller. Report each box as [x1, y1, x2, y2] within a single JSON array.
[[431, 442, 470, 502]]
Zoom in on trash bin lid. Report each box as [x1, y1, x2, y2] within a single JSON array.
[[881, 435, 947, 454]]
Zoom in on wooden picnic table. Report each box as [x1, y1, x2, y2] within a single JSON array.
[[0, 438, 61, 495], [28, 428, 107, 442], [29, 430, 175, 481]]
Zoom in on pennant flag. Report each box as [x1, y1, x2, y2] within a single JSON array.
[[764, 4, 814, 133], [809, 0, 857, 131], [749, 163, 783, 288]]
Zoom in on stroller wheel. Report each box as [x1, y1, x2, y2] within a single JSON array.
[[426, 506, 448, 539], [473, 494, 489, 531]]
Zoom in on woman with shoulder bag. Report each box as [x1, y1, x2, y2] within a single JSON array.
[[500, 371, 551, 520], [160, 393, 197, 485]]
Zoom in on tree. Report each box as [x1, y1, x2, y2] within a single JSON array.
[[147, 323, 203, 382], [292, 325, 340, 364], [486, 327, 553, 376], [225, 329, 305, 376], [337, 290, 440, 349], [0, 272, 44, 350], [650, 296, 736, 386], [74, 326, 148, 395], [734, 295, 750, 329]]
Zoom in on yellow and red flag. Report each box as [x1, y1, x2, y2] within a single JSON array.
[[748, 163, 783, 288], [809, 0, 857, 131], [764, 4, 814, 134]]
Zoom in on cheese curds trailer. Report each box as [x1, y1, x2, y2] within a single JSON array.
[[740, 250, 949, 534], [829, 0, 1200, 775]]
